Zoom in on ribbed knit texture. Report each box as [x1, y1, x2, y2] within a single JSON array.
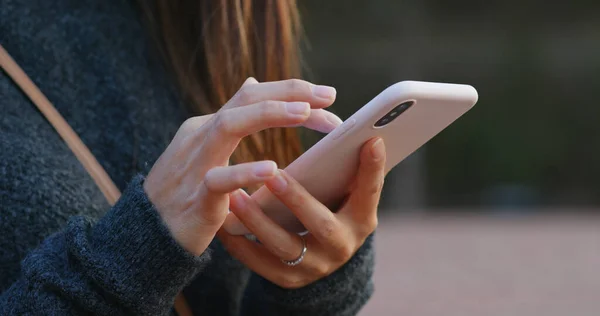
[[0, 0, 375, 315], [1, 176, 211, 315]]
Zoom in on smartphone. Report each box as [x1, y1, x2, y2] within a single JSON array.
[[224, 80, 478, 235]]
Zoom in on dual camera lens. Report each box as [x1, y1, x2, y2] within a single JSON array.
[[374, 101, 414, 127]]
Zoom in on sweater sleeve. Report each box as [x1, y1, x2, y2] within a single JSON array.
[[0, 175, 211, 316], [240, 234, 375, 316]]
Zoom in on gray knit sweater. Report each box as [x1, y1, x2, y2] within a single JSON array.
[[0, 0, 374, 315]]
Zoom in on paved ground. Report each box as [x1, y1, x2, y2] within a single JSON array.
[[359, 213, 600, 316]]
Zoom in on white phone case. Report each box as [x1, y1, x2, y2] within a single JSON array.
[[224, 81, 478, 235]]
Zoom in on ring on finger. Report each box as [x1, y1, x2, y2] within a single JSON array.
[[281, 235, 307, 267]]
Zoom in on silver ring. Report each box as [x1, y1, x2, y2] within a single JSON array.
[[281, 236, 307, 266]]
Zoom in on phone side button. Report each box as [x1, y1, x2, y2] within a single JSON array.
[[333, 118, 356, 140]]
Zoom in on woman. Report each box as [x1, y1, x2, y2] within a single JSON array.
[[0, 0, 385, 315]]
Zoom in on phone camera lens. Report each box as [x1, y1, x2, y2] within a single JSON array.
[[374, 101, 414, 127]]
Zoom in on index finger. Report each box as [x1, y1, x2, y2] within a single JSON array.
[[228, 189, 304, 262], [264, 170, 347, 246], [197, 100, 311, 166], [225, 78, 337, 110]]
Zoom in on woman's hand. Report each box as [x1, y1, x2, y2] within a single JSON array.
[[218, 138, 385, 289], [144, 78, 341, 256]]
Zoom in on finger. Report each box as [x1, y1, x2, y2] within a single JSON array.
[[224, 78, 337, 110], [189, 161, 278, 231], [339, 138, 386, 234], [229, 189, 304, 261], [198, 101, 311, 163], [202, 161, 278, 194], [219, 76, 260, 110], [296, 109, 343, 133], [217, 229, 304, 288], [264, 170, 347, 246], [217, 101, 311, 138], [219, 229, 336, 288], [243, 76, 259, 86], [170, 160, 277, 255]]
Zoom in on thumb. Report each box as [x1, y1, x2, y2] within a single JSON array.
[[339, 138, 386, 224]]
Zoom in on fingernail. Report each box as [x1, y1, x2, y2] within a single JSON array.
[[286, 102, 310, 116], [268, 170, 288, 193], [312, 85, 337, 100], [253, 161, 277, 178], [370, 138, 385, 161], [231, 190, 247, 209], [326, 112, 343, 129]]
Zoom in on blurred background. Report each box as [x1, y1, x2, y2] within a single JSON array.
[[299, 1, 600, 315]]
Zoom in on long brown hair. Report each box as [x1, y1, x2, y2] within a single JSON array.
[[140, 0, 304, 167]]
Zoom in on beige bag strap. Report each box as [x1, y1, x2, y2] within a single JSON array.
[[0, 45, 121, 205], [0, 45, 193, 316]]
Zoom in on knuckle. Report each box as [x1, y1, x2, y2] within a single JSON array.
[[181, 115, 211, 133], [236, 86, 254, 104], [231, 169, 248, 187], [288, 190, 310, 210], [212, 112, 234, 136], [277, 274, 305, 290], [180, 117, 196, 131], [367, 216, 379, 232], [308, 262, 330, 277], [260, 100, 284, 117], [287, 79, 311, 95], [316, 218, 338, 240], [334, 243, 355, 262], [378, 177, 385, 191], [357, 216, 378, 237], [179, 118, 201, 139], [367, 178, 385, 196]]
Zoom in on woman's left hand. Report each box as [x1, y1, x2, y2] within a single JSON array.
[[218, 137, 385, 289]]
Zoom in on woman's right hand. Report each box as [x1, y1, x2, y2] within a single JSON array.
[[143, 78, 340, 256]]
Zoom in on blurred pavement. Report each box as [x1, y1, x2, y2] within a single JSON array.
[[360, 213, 600, 316]]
